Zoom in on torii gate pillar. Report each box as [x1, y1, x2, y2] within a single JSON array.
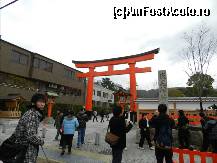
[[129, 62, 137, 112], [86, 67, 95, 111]]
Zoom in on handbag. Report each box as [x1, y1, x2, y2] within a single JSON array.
[[0, 134, 27, 163], [105, 125, 119, 146]]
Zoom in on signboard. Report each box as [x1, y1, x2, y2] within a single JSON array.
[[158, 70, 168, 113]]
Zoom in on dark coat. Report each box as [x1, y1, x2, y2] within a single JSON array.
[[109, 116, 133, 150], [204, 120, 217, 140], [139, 119, 150, 130], [77, 111, 88, 128], [200, 116, 211, 133], [150, 114, 175, 142], [177, 116, 189, 130]]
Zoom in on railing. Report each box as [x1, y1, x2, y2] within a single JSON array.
[[173, 148, 217, 163], [0, 111, 21, 118]]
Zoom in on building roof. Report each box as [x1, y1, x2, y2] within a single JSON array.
[[136, 97, 217, 103], [1, 39, 82, 73], [72, 48, 159, 64]]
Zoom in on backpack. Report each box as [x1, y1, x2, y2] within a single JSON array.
[[156, 124, 172, 148]]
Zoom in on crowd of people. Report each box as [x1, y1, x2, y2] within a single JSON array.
[[0, 93, 217, 163], [108, 104, 217, 163]]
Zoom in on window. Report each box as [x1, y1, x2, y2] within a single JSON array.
[[97, 91, 101, 97], [64, 69, 75, 79], [39, 60, 47, 69], [45, 62, 53, 72], [33, 58, 39, 68], [11, 50, 29, 65], [34, 58, 53, 72], [103, 92, 108, 98], [93, 90, 95, 95]]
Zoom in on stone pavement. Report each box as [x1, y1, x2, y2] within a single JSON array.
[[0, 117, 213, 163]]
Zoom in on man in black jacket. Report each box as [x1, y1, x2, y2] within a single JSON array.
[[109, 106, 133, 163], [138, 113, 154, 150], [151, 104, 175, 163]]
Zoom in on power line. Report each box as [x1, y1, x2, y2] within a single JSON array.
[[0, 0, 19, 10]]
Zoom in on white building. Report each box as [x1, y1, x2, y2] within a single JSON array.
[[92, 83, 114, 108]]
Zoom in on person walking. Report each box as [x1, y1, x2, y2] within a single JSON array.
[[0, 93, 46, 163], [177, 110, 190, 149], [138, 113, 154, 150], [61, 111, 79, 155], [77, 108, 88, 148], [92, 110, 98, 122], [100, 110, 105, 123], [199, 112, 211, 151], [151, 104, 175, 163], [54, 110, 63, 140], [109, 106, 133, 163]]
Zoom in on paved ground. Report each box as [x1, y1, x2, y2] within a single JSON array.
[[0, 117, 214, 163]]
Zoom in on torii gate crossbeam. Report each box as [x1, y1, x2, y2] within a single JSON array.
[[72, 48, 159, 113]]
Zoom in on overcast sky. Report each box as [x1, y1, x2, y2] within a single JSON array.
[[1, 0, 217, 90]]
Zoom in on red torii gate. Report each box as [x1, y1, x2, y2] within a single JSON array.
[[72, 48, 159, 113]]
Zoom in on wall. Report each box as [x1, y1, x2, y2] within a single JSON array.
[[138, 101, 217, 111]]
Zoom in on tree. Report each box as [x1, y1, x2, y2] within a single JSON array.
[[187, 73, 214, 109], [182, 24, 217, 110], [100, 78, 122, 91]]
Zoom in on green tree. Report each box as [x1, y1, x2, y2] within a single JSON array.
[[101, 78, 115, 91], [187, 73, 214, 110], [101, 78, 123, 91]]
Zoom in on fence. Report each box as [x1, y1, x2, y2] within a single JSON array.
[[173, 148, 217, 163]]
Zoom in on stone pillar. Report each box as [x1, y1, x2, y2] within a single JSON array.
[[158, 70, 168, 113]]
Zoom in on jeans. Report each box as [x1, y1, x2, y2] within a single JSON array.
[[77, 128, 86, 147], [155, 147, 173, 163], [112, 148, 123, 163]]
